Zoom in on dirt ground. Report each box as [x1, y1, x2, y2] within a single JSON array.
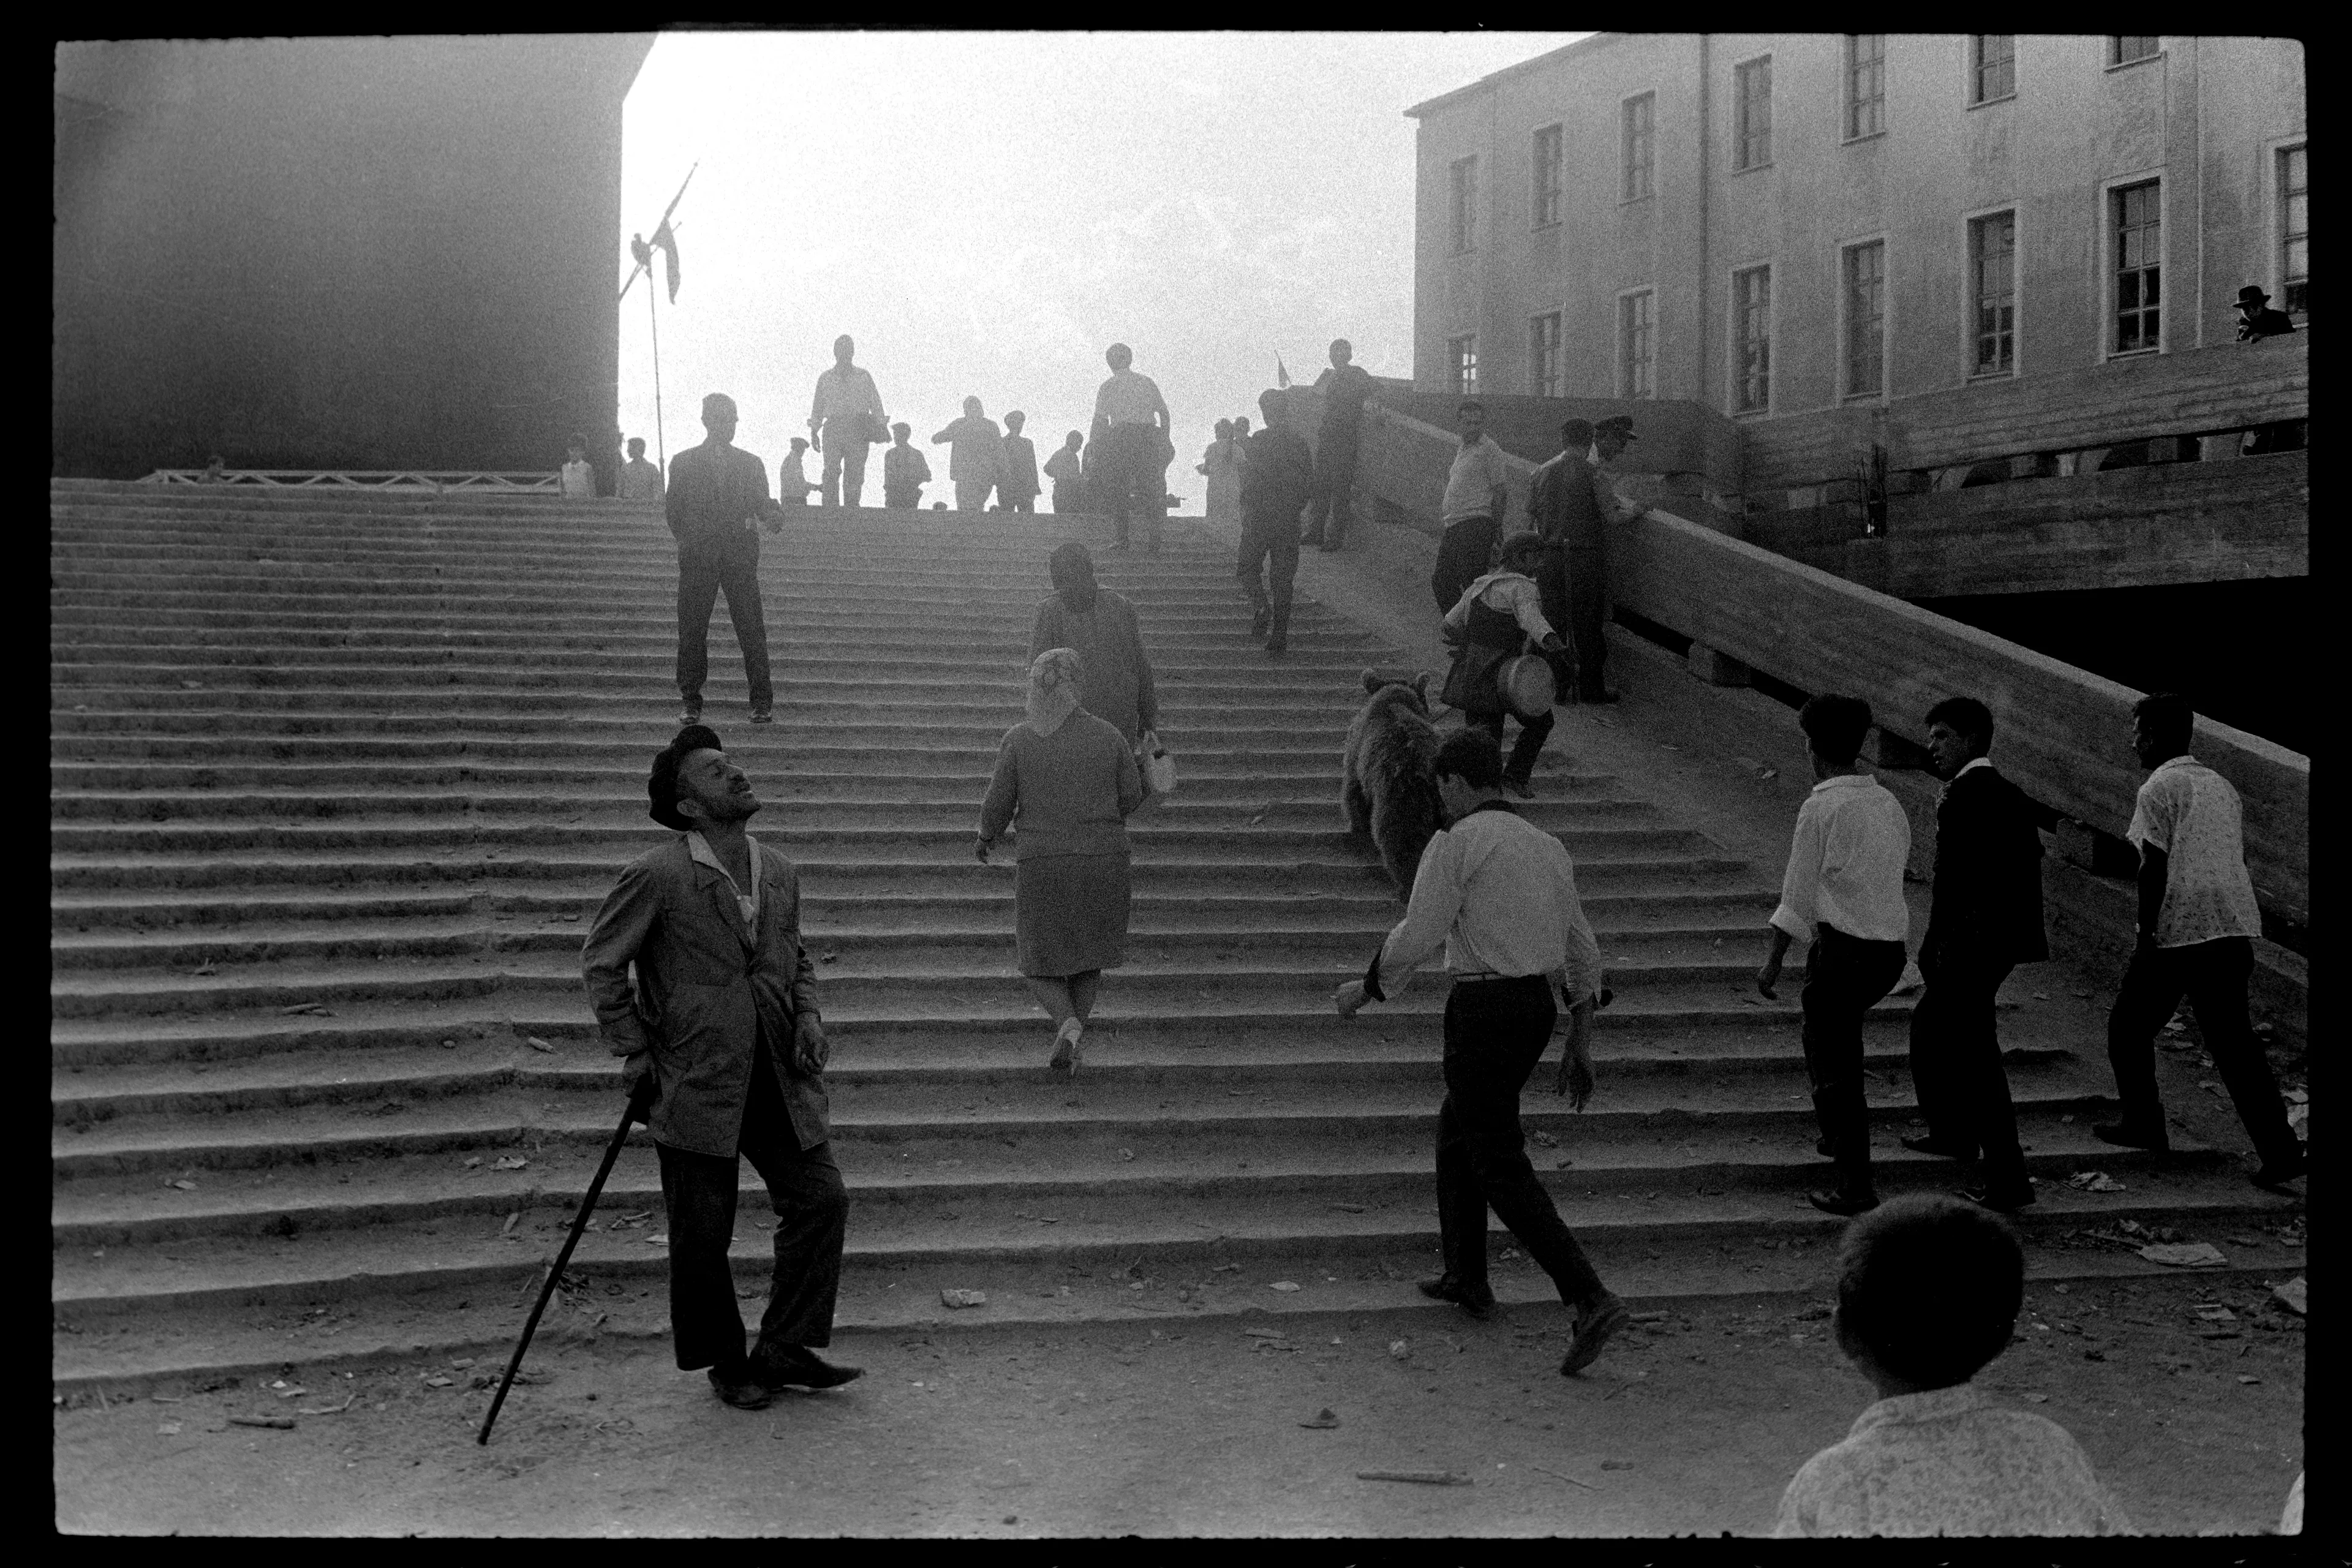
[[57, 1265, 2302, 1538]]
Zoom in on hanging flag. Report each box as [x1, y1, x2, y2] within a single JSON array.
[[650, 220, 681, 304], [1276, 354, 1292, 390]]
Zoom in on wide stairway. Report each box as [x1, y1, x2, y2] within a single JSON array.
[[51, 480, 2283, 1392]]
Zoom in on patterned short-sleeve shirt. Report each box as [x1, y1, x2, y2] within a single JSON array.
[[2126, 756, 2263, 947]]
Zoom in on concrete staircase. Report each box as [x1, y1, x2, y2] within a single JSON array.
[[51, 480, 2289, 1393]]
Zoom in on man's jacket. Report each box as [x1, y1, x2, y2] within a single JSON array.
[[581, 835, 827, 1156], [1240, 425, 1316, 521], [1923, 764, 2050, 968], [1526, 451, 1608, 551], [665, 440, 772, 550]]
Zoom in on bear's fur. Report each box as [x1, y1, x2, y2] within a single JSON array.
[[1342, 668, 1443, 898]]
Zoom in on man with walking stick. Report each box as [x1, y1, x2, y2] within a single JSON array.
[[579, 725, 861, 1410]]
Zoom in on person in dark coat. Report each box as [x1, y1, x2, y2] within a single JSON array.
[[2234, 284, 2295, 341], [1237, 388, 1317, 655], [1303, 337, 1375, 551], [666, 393, 783, 726], [1027, 542, 1159, 749], [1902, 698, 2056, 1212], [581, 726, 862, 1409]]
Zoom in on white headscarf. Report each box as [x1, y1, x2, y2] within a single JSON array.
[[1025, 647, 1085, 737]]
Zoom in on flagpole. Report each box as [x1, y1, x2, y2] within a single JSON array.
[[648, 272, 666, 475]]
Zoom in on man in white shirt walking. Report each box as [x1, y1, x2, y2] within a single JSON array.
[[808, 334, 888, 508], [1088, 342, 1172, 551], [1758, 695, 1913, 1216], [1431, 400, 1512, 614], [2096, 693, 2302, 1188], [1333, 729, 1632, 1377]]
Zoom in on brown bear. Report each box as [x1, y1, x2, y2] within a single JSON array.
[[1342, 668, 1443, 898]]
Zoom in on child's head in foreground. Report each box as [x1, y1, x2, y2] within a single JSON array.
[[1834, 1194, 2024, 1393]]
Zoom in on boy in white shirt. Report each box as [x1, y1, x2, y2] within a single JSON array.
[[777, 437, 821, 508], [560, 435, 596, 498], [1774, 1194, 2130, 1537], [1758, 694, 1912, 1215]]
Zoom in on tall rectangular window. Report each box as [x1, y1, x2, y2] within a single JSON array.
[[1846, 35, 1886, 139], [1528, 312, 1562, 397], [1449, 333, 1479, 396], [1531, 124, 1563, 228], [1618, 290, 1656, 399], [2111, 36, 2161, 66], [1622, 93, 1654, 201], [2280, 145, 2308, 315], [1449, 156, 1478, 254], [1734, 57, 1772, 170], [1969, 211, 2017, 376], [1842, 241, 1887, 398], [1733, 265, 1772, 412], [1971, 36, 2015, 104], [2112, 179, 2162, 353]]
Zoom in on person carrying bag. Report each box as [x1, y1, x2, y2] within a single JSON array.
[[1440, 532, 1568, 799]]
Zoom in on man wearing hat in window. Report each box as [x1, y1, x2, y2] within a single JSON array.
[[2234, 284, 2295, 342], [581, 726, 862, 1411]]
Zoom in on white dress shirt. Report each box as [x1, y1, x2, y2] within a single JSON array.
[[1770, 772, 1912, 944], [810, 364, 884, 430], [1372, 805, 1602, 1001], [685, 830, 763, 929], [560, 459, 595, 498], [1441, 436, 1511, 524], [1094, 369, 1168, 429], [2127, 756, 2263, 947]]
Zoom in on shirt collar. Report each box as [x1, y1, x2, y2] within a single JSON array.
[[2150, 754, 2199, 777], [1809, 771, 1878, 794], [1850, 1383, 1988, 1438], [684, 829, 762, 892]]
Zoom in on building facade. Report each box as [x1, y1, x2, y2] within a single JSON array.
[[1408, 34, 2305, 432]]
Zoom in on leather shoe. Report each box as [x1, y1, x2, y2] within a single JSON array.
[[749, 706, 774, 725], [1956, 1183, 2036, 1213], [677, 699, 703, 726], [1900, 1134, 1976, 1160], [1416, 1275, 1496, 1320], [754, 1348, 865, 1392], [707, 1364, 774, 1410], [2250, 1157, 2306, 1191], [1559, 1292, 1630, 1376], [2092, 1121, 2170, 1153], [1809, 1189, 1879, 1217]]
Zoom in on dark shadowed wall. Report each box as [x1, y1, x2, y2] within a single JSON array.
[[54, 35, 651, 481]]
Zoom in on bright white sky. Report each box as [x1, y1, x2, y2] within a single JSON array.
[[618, 29, 1584, 492]]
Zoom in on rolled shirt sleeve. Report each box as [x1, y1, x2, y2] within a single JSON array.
[[1771, 798, 1828, 941]]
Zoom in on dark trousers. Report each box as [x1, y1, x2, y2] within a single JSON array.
[[1308, 429, 1359, 546], [1431, 515, 1499, 614], [1436, 975, 1607, 1306], [675, 535, 772, 707], [1237, 505, 1301, 640], [818, 427, 870, 507], [1908, 952, 2029, 1194], [1801, 925, 1907, 1201], [1051, 480, 1083, 516], [2107, 936, 2299, 1167], [1000, 491, 1036, 514], [1095, 425, 1163, 546], [654, 1042, 849, 1374], [1531, 548, 1610, 701], [1468, 706, 1553, 786], [883, 484, 922, 511]]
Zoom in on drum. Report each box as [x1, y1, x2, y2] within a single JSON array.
[[1494, 652, 1558, 720]]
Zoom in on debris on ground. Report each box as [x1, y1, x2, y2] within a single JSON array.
[[1388, 1340, 1411, 1360], [1298, 1408, 1341, 1429], [2068, 1171, 2127, 1193], [492, 1156, 528, 1171], [525, 1036, 554, 1053], [228, 1415, 294, 1430], [2139, 1242, 2228, 1269], [940, 1289, 989, 1309], [1356, 1470, 1470, 1485], [2272, 1277, 2307, 1316], [1269, 1281, 1301, 1292]]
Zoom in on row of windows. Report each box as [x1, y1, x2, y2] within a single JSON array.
[[1448, 153, 2308, 411], [1454, 37, 2186, 251]]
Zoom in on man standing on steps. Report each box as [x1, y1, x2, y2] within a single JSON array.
[[1303, 337, 1374, 551], [1332, 728, 1632, 1378], [1237, 388, 1316, 656], [809, 334, 888, 508], [1088, 342, 1171, 551], [667, 393, 782, 727], [581, 726, 861, 1411], [2095, 693, 2303, 1191], [1431, 400, 1510, 615], [1904, 697, 2052, 1214]]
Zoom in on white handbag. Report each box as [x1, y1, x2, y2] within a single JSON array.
[[1142, 732, 1177, 796]]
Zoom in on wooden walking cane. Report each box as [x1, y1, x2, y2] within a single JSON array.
[[477, 1077, 653, 1445]]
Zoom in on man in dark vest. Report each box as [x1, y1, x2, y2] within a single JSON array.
[[1523, 418, 1620, 703], [582, 726, 862, 1409], [1901, 697, 2057, 1213], [1303, 337, 1374, 551], [666, 393, 782, 726]]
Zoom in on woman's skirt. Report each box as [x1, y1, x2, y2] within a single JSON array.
[[1015, 851, 1133, 977]]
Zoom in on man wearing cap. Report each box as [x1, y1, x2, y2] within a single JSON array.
[[666, 393, 783, 727], [2234, 285, 2295, 342], [582, 726, 861, 1411]]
